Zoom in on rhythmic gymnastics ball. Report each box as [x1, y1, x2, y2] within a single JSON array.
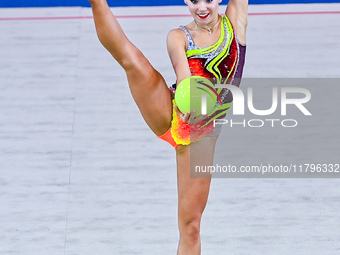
[[175, 76, 218, 117]]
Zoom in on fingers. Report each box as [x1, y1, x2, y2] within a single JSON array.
[[174, 105, 184, 118], [173, 105, 207, 124], [174, 105, 190, 123], [191, 113, 208, 124], [188, 111, 207, 124], [189, 110, 196, 123]]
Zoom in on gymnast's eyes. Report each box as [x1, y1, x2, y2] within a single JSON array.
[[190, 0, 213, 4]]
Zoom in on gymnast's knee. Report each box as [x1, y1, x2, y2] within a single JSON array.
[[118, 47, 150, 72], [179, 216, 201, 243]]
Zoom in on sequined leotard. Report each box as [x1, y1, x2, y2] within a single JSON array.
[[158, 15, 246, 148]]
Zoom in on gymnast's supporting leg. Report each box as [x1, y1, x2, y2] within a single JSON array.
[[176, 137, 217, 255], [89, 0, 173, 135]]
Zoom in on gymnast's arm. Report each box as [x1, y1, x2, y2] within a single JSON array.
[[225, 0, 249, 45], [166, 29, 207, 124], [166, 28, 191, 84]]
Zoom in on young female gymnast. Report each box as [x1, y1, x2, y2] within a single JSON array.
[[88, 0, 248, 254]]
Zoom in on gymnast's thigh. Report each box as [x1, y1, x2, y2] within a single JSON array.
[[123, 48, 173, 136]]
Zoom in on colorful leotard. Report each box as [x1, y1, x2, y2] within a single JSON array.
[[158, 15, 246, 148]]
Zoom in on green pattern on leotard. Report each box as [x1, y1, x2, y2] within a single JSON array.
[[185, 16, 236, 86]]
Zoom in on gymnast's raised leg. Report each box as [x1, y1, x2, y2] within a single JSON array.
[[89, 0, 173, 136]]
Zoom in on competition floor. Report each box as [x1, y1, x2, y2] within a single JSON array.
[[1, 3, 340, 255]]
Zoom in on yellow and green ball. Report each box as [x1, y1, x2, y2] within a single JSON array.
[[175, 76, 218, 117]]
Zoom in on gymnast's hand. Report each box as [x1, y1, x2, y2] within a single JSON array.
[[173, 105, 208, 125], [88, 0, 106, 4]]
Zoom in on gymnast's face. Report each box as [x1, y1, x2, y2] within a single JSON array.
[[185, 0, 222, 24]]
